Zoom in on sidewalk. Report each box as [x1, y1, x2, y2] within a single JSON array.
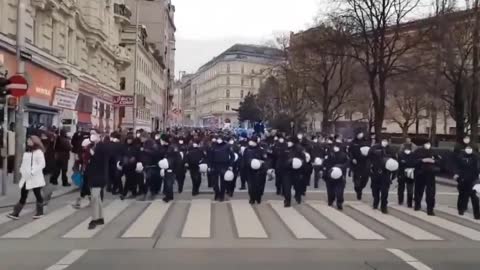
[[437, 176, 457, 187], [0, 172, 77, 209]]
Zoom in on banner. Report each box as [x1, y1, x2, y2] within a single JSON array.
[[113, 95, 134, 106], [52, 88, 79, 110]]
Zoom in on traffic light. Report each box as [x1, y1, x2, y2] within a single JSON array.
[[0, 77, 10, 97]]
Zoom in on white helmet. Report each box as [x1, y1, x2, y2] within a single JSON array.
[[116, 161, 123, 171], [240, 146, 246, 155], [251, 159, 262, 170], [305, 152, 311, 163], [385, 158, 399, 172], [158, 158, 169, 170], [405, 168, 415, 179], [234, 153, 239, 162], [224, 170, 235, 181], [292, 158, 303, 169], [473, 184, 480, 194], [81, 138, 91, 148], [314, 157, 323, 166], [330, 167, 343, 179], [360, 146, 370, 156], [135, 162, 144, 172], [199, 163, 208, 173]]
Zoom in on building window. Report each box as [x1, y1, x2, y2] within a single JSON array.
[[227, 76, 230, 85], [251, 68, 255, 74], [226, 103, 230, 111], [226, 89, 230, 98], [241, 65, 244, 74], [241, 77, 244, 86], [120, 77, 126, 90], [227, 64, 230, 73], [240, 90, 244, 98], [251, 79, 254, 87]]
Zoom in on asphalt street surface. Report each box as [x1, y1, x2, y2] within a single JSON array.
[[0, 175, 478, 270]]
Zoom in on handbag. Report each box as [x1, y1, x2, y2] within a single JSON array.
[[71, 171, 84, 187]]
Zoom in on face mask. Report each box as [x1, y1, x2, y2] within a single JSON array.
[[404, 149, 411, 155], [192, 143, 199, 148], [333, 146, 340, 152], [287, 142, 294, 148], [313, 139, 318, 143], [466, 147, 473, 154], [381, 141, 388, 147], [336, 139, 342, 143], [424, 143, 431, 150], [217, 139, 223, 144], [155, 135, 160, 140], [249, 141, 257, 147], [327, 140, 333, 144], [297, 134, 303, 140], [464, 138, 471, 144], [211, 138, 216, 142], [278, 138, 285, 143], [357, 133, 364, 139], [274, 136, 278, 141], [179, 140, 184, 145]]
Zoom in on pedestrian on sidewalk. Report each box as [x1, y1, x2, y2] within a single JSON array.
[[51, 129, 72, 186], [85, 134, 109, 230], [7, 135, 46, 220], [40, 131, 57, 205]]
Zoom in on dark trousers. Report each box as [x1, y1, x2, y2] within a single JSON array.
[[52, 157, 69, 185], [80, 174, 91, 198], [123, 170, 138, 197], [353, 168, 369, 196], [163, 171, 175, 201], [142, 168, 160, 195], [275, 168, 283, 194], [176, 168, 186, 193], [371, 174, 391, 210], [19, 184, 43, 204], [457, 179, 480, 217], [240, 169, 248, 189], [136, 172, 146, 195], [414, 173, 436, 211], [212, 165, 228, 200], [207, 171, 214, 188], [398, 176, 414, 207], [111, 169, 124, 195], [313, 166, 322, 188], [247, 170, 265, 203], [190, 166, 202, 195], [325, 178, 346, 207], [283, 170, 303, 205]]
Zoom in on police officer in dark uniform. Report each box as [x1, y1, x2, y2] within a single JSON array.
[[185, 139, 206, 196], [324, 141, 349, 210], [243, 136, 267, 204], [397, 147, 415, 207], [300, 134, 313, 195], [368, 138, 395, 214], [412, 140, 439, 216], [282, 137, 306, 207], [273, 135, 287, 195], [238, 136, 249, 190], [160, 134, 182, 203], [120, 135, 140, 200], [349, 130, 371, 200], [208, 135, 235, 201], [311, 136, 324, 189], [454, 145, 480, 219], [175, 137, 188, 193], [226, 138, 240, 197]]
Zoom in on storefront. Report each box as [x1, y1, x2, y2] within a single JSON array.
[[0, 48, 65, 128], [78, 80, 114, 133]]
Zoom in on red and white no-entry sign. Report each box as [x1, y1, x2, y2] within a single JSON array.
[[6, 74, 28, 97]]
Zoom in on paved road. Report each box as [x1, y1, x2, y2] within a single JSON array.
[[0, 175, 478, 270]]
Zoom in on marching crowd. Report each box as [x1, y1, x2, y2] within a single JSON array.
[[4, 127, 480, 230]]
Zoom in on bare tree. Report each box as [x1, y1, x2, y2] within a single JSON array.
[[336, 0, 423, 137]]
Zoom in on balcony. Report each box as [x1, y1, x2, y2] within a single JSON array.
[[114, 3, 132, 25], [113, 45, 132, 69]]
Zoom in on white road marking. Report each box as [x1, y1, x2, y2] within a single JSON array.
[[436, 205, 480, 224], [122, 201, 171, 238], [308, 202, 384, 240], [1, 206, 76, 238], [181, 199, 211, 238], [0, 208, 34, 225], [391, 205, 480, 241], [387, 248, 432, 270], [45, 249, 88, 270], [269, 201, 327, 239], [230, 200, 267, 238], [348, 202, 442, 240], [63, 200, 131, 239]]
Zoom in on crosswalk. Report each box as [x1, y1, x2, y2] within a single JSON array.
[[0, 199, 479, 242]]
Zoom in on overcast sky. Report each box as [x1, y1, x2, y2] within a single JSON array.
[[173, 0, 323, 75]]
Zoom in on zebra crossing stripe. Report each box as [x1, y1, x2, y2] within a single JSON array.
[[387, 248, 433, 270], [391, 205, 480, 241], [181, 199, 211, 238], [348, 202, 442, 240], [435, 205, 480, 225], [269, 201, 327, 239], [122, 200, 171, 238], [230, 200, 267, 238], [308, 202, 384, 240], [0, 208, 34, 225], [1, 206, 77, 239], [63, 200, 131, 239]]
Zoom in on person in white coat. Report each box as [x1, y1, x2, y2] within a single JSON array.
[[7, 135, 46, 220]]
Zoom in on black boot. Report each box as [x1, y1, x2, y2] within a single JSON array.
[[33, 203, 44, 219], [7, 203, 24, 220], [427, 209, 435, 216]]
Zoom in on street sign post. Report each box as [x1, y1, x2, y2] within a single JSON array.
[[6, 74, 28, 97]]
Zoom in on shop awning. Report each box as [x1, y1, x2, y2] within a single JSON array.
[[26, 103, 59, 115]]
